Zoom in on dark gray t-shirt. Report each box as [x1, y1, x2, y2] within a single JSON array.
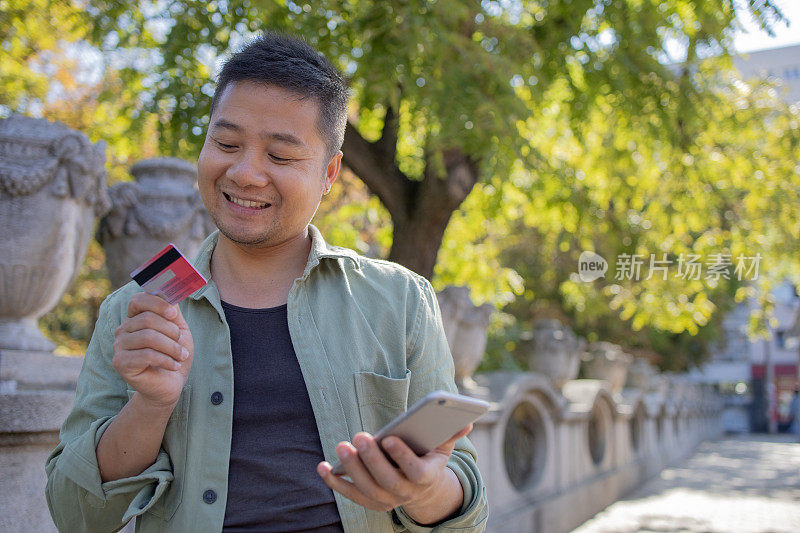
[[221, 301, 344, 532]]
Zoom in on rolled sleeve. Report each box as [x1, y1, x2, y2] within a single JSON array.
[[44, 293, 175, 532], [393, 456, 488, 532], [392, 277, 489, 532]]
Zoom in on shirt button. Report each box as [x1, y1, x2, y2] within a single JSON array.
[[203, 489, 217, 504], [210, 391, 223, 405], [138, 501, 147, 510]]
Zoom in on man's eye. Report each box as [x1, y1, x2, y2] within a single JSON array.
[[269, 154, 291, 162], [216, 141, 236, 150]]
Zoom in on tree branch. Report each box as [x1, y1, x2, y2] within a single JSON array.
[[342, 121, 409, 220], [376, 105, 399, 167], [420, 146, 480, 212]]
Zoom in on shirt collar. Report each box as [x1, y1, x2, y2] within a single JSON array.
[[189, 224, 359, 301], [302, 223, 361, 278]]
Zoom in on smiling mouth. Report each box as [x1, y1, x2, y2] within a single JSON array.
[[223, 192, 271, 209]]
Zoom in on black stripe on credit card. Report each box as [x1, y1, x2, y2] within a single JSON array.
[[132, 247, 182, 286]]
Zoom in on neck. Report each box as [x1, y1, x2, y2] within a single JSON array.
[[210, 228, 312, 308]]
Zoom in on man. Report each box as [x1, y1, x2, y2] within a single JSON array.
[[45, 31, 488, 532]]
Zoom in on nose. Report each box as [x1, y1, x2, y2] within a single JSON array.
[[226, 150, 270, 188]]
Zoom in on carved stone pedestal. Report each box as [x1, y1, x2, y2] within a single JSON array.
[[581, 341, 633, 395], [0, 116, 118, 532], [0, 350, 83, 533]]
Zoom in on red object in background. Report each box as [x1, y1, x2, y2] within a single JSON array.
[[753, 364, 799, 424], [751, 364, 797, 379]]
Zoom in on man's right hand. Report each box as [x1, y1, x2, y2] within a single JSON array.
[[112, 292, 194, 409]]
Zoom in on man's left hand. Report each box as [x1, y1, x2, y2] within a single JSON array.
[[316, 424, 473, 519]]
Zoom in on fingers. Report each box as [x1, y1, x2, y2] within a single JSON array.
[[352, 433, 414, 502], [115, 293, 191, 377], [332, 440, 398, 507], [324, 433, 400, 509], [381, 436, 440, 485], [127, 292, 180, 323], [433, 423, 474, 454], [319, 430, 465, 513], [116, 328, 186, 362], [317, 461, 396, 512], [121, 311, 181, 342], [120, 348, 183, 372]]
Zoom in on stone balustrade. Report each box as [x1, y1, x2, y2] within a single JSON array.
[[465, 371, 722, 532]]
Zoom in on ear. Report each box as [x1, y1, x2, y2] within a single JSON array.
[[323, 150, 343, 194]]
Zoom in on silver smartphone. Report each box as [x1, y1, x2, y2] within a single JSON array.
[[330, 390, 490, 476]]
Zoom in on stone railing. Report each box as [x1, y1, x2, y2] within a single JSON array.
[[466, 371, 720, 532], [438, 298, 723, 533]]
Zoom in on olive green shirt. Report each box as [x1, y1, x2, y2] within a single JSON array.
[[45, 225, 488, 532]]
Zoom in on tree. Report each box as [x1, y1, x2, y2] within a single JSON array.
[[75, 0, 789, 280], [481, 56, 800, 370]]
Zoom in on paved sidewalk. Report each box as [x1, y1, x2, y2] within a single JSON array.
[[573, 434, 800, 533]]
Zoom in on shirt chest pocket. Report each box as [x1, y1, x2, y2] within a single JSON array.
[[126, 384, 191, 522], [353, 369, 411, 434]]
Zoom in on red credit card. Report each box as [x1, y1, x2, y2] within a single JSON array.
[[130, 244, 208, 304]]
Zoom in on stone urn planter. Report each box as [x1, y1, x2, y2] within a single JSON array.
[[521, 318, 583, 389], [581, 342, 633, 394], [0, 115, 110, 352], [97, 157, 214, 288], [436, 286, 494, 390]]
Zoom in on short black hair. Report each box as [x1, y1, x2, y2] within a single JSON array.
[[210, 31, 349, 161]]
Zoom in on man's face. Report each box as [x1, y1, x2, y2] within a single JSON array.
[[197, 81, 341, 248]]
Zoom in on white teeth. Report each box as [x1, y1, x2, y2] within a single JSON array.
[[228, 194, 268, 209]]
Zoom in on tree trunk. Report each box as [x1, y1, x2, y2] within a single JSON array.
[[388, 199, 456, 279], [342, 115, 480, 279]]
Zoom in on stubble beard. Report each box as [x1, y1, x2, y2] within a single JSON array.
[[209, 209, 282, 248]]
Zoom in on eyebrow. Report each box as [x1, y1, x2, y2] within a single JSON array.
[[210, 119, 308, 149]]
